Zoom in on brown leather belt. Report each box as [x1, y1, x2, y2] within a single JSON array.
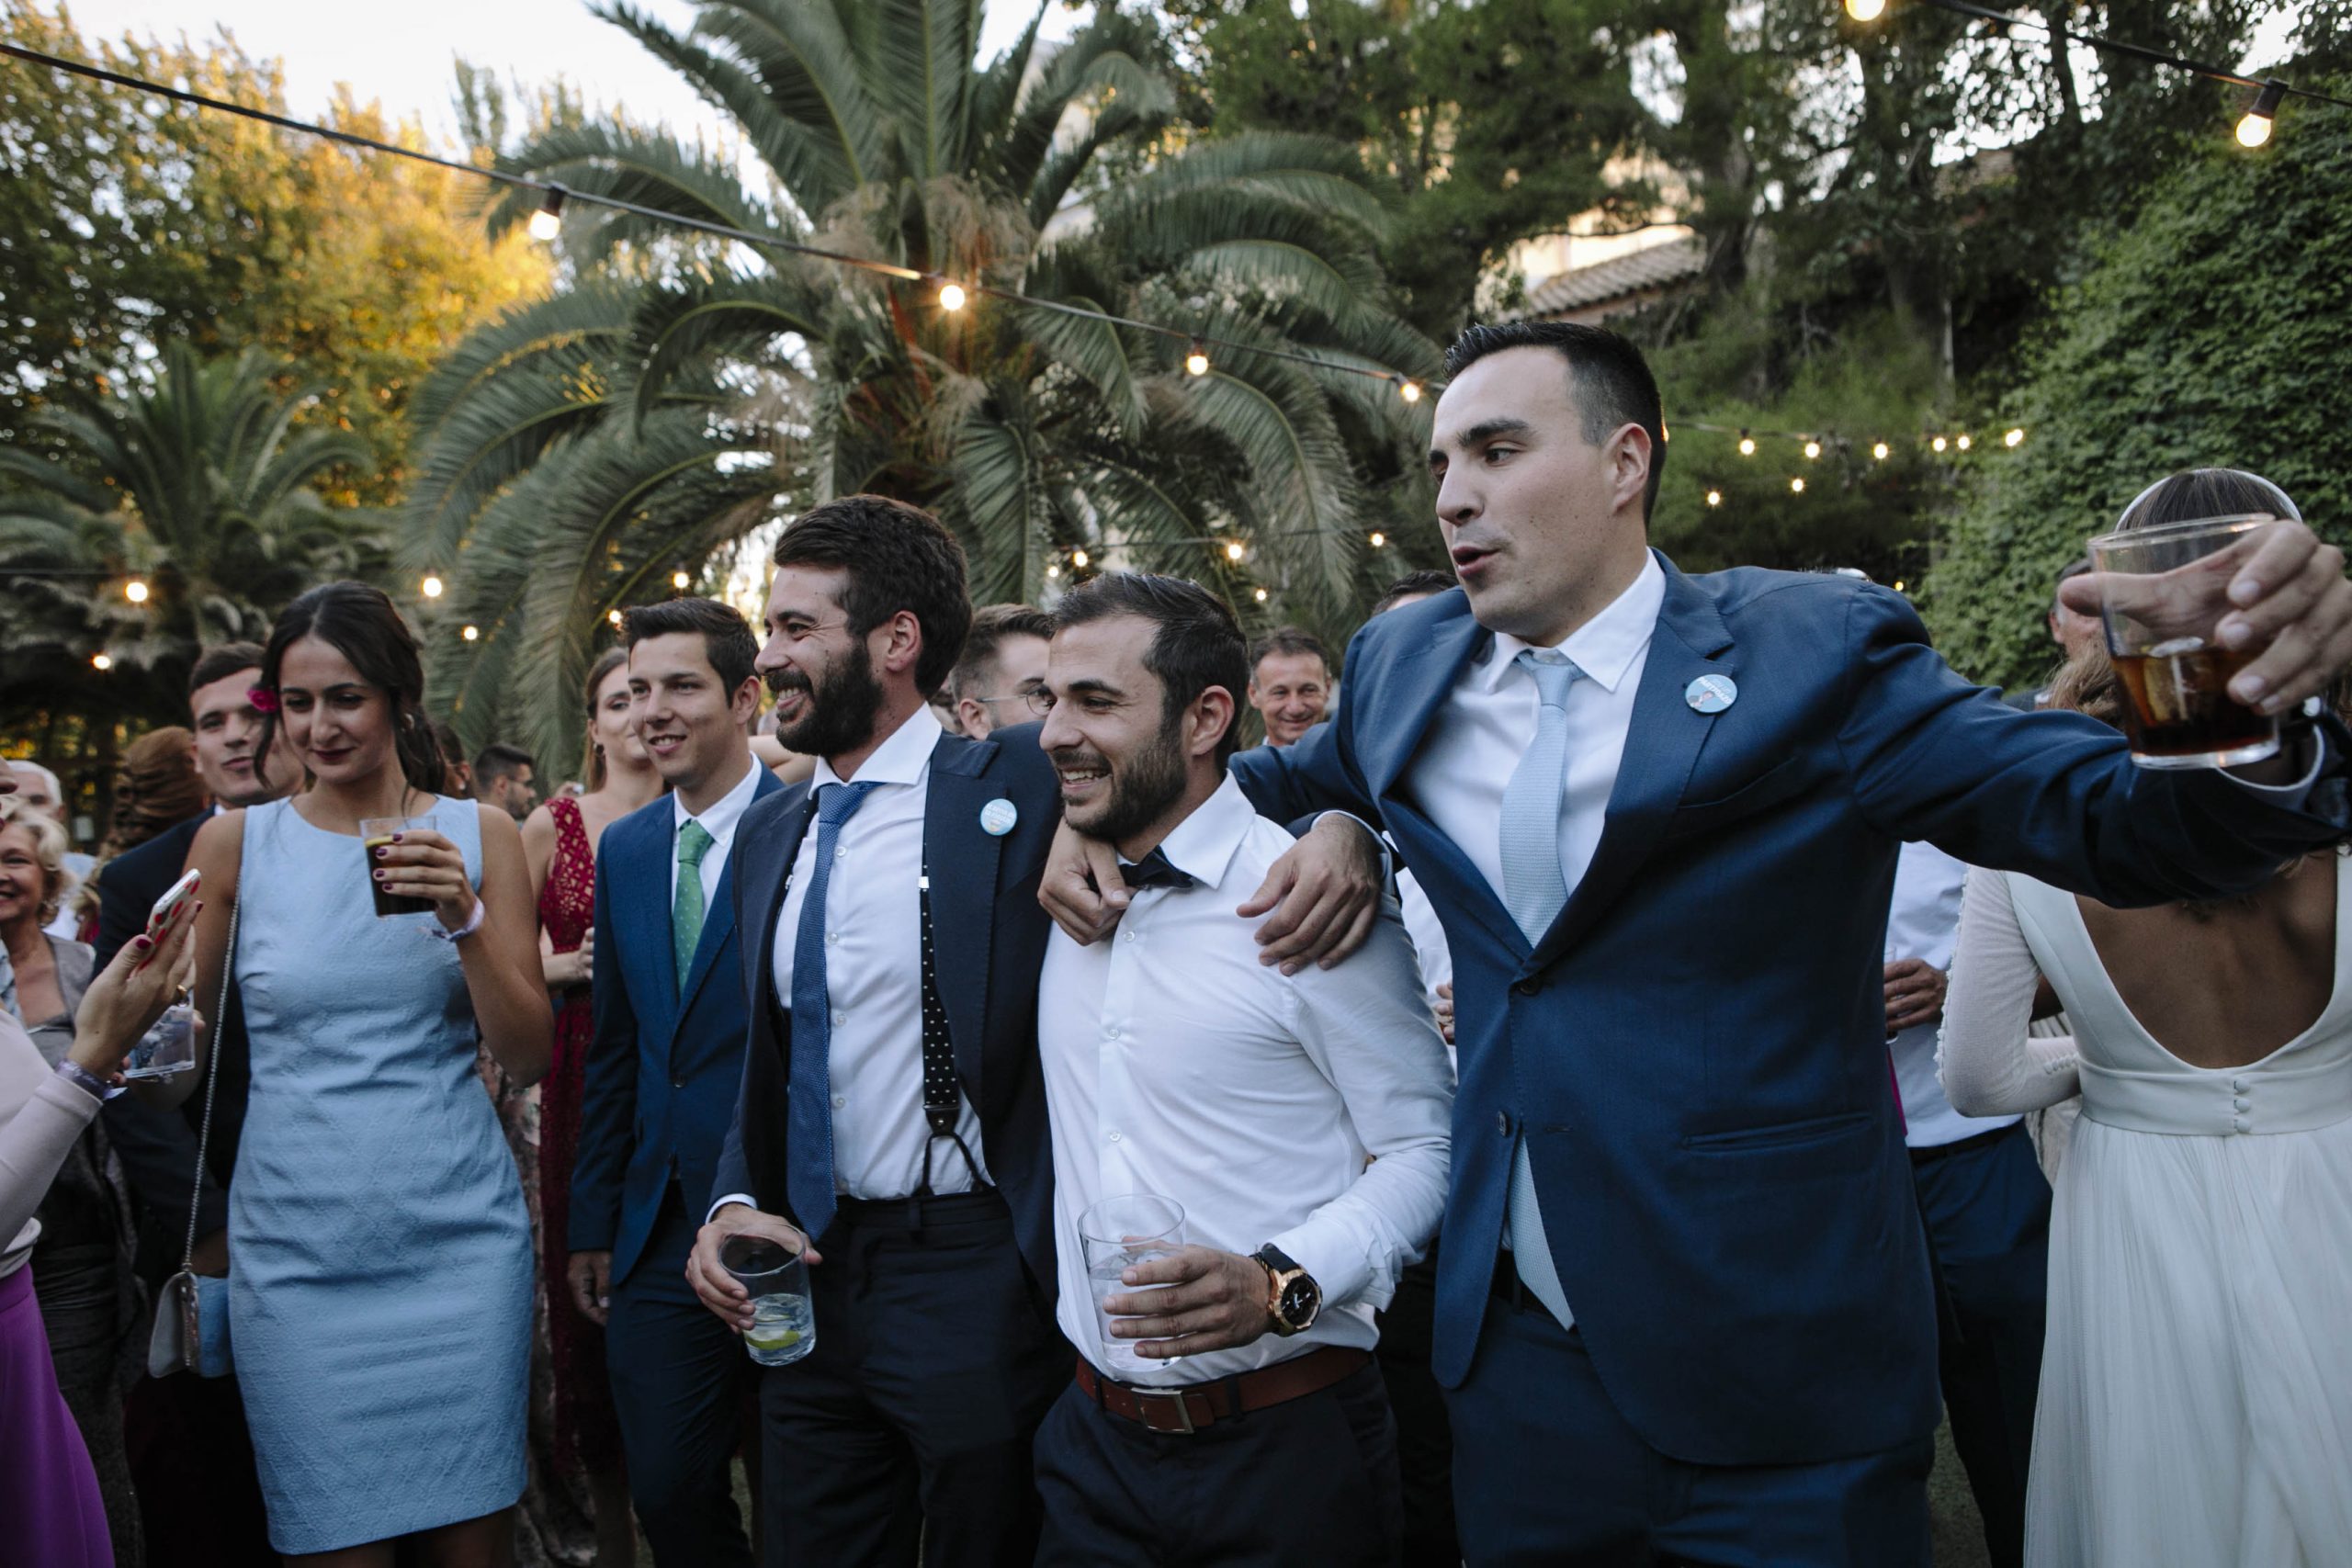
[[1073, 1345, 1369, 1436]]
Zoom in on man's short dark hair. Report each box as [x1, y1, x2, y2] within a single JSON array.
[[187, 641, 267, 701], [472, 743, 536, 791], [1442, 320, 1667, 523], [622, 597, 759, 694], [1248, 626, 1329, 681], [772, 495, 973, 697], [1372, 570, 1457, 617], [952, 603, 1055, 699], [1053, 573, 1250, 765]]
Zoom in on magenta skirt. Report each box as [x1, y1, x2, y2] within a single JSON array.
[[0, 1265, 112, 1566]]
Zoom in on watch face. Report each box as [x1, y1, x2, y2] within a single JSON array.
[[1281, 1277, 1318, 1322]]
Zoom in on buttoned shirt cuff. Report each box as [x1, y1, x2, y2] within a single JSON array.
[[1309, 810, 1393, 885], [707, 1191, 758, 1226], [1264, 1217, 1388, 1316], [2219, 726, 2324, 808]]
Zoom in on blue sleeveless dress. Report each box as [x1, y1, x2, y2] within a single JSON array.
[[226, 797, 530, 1553]]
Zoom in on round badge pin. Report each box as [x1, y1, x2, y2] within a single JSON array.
[[1685, 674, 1738, 715], [978, 797, 1019, 837]]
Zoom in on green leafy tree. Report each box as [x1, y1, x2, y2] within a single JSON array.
[[0, 341, 377, 726], [1923, 90, 2352, 693], [412, 0, 1439, 768]]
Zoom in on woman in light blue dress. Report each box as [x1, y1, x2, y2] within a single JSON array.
[[179, 582, 552, 1565]]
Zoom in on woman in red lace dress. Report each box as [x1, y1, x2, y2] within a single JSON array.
[[522, 648, 662, 1564]]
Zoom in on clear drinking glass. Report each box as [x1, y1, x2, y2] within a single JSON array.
[[358, 814, 437, 916], [120, 998, 197, 1081], [2086, 513, 2282, 769], [721, 1232, 815, 1367], [1078, 1193, 1186, 1382]]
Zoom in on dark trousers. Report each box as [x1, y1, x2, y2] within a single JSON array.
[[758, 1190, 1066, 1568], [1034, 1361, 1402, 1566], [124, 1350, 273, 1566], [1450, 1292, 1933, 1567], [605, 1186, 755, 1568], [1374, 1249, 1459, 1566], [1911, 1121, 2051, 1568]]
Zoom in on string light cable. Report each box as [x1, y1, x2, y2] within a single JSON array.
[[0, 40, 1439, 400]]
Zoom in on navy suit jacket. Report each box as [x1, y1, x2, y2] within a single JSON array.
[[712, 724, 1062, 1301], [91, 812, 247, 1279], [571, 766, 785, 1284], [1231, 555, 2348, 1467]]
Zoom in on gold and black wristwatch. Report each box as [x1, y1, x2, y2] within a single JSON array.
[[1251, 1245, 1322, 1337]]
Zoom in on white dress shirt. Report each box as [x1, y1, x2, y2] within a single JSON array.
[[766, 705, 989, 1200], [1412, 553, 1666, 905], [1886, 840, 2018, 1149], [1037, 774, 1453, 1385], [670, 750, 762, 909]]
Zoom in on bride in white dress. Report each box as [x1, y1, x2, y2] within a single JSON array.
[[1939, 469, 2352, 1567]]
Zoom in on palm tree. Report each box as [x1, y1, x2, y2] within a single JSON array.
[[406, 0, 1441, 770], [0, 342, 375, 725]]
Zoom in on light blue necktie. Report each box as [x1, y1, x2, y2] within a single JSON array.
[[1499, 649, 1582, 1328], [785, 781, 878, 1240], [673, 819, 714, 992]]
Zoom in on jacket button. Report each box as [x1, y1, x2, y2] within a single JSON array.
[[671, 1077, 685, 1089], [1496, 1111, 1511, 1135], [1513, 979, 1538, 997]]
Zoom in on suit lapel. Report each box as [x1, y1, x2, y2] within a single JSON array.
[[922, 733, 1001, 1099], [1523, 556, 1734, 976], [748, 785, 820, 1031], [673, 770, 785, 1025], [627, 807, 681, 1045]]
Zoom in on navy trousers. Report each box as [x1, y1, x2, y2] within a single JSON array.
[[1450, 1290, 1933, 1567], [605, 1186, 755, 1568], [1374, 1248, 1460, 1566], [1034, 1360, 1402, 1566], [1911, 1121, 2051, 1568], [757, 1190, 1066, 1568]]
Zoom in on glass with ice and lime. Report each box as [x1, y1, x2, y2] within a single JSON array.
[[720, 1232, 815, 1367]]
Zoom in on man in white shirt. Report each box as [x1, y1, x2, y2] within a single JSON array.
[[571, 598, 776, 1566], [1029, 571, 1453, 1565], [1886, 840, 2050, 1568]]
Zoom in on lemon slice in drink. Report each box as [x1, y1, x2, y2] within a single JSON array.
[[747, 1323, 802, 1353]]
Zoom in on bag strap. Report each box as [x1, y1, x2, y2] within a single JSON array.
[[180, 897, 238, 1273]]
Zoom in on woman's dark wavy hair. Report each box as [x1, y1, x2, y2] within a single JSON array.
[[254, 581, 447, 795]]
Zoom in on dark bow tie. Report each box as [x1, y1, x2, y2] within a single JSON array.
[[1121, 846, 1194, 892]]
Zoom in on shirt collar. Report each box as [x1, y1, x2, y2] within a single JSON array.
[[1135, 774, 1259, 894], [673, 749, 761, 842], [1473, 549, 1666, 695], [812, 703, 943, 792]]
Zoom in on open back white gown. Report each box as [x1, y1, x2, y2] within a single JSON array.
[[1938, 858, 2352, 1567]]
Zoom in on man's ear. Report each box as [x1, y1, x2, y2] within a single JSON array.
[[730, 675, 764, 729], [876, 611, 924, 679], [1190, 685, 1238, 760], [1609, 422, 1653, 519]]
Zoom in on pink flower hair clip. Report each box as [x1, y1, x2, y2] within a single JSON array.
[[246, 685, 280, 714]]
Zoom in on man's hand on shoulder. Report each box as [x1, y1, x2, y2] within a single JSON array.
[[1037, 818, 1131, 946], [1238, 813, 1384, 975]]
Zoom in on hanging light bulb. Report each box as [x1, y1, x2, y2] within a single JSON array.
[[528, 185, 566, 243], [1185, 340, 1211, 378], [1398, 378, 1423, 404], [1956, 433, 1973, 451], [607, 609, 623, 626], [1803, 439, 1822, 460], [91, 651, 113, 671], [1253, 587, 1270, 604], [1790, 477, 1806, 494], [1369, 531, 1386, 548], [124, 579, 149, 604], [2004, 426, 2025, 448], [1893, 580, 1907, 593], [1931, 435, 1949, 454], [936, 278, 967, 312], [1845, 0, 1887, 20], [461, 625, 480, 642], [1871, 441, 1891, 461], [1705, 489, 1723, 507], [1225, 540, 1245, 562], [1737, 430, 1756, 457], [422, 574, 445, 600], [672, 570, 691, 590], [1046, 563, 1061, 581], [2236, 79, 2286, 148], [1072, 548, 1090, 570]]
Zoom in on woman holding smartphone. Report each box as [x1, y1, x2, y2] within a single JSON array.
[[0, 770, 198, 1568], [178, 581, 551, 1567]]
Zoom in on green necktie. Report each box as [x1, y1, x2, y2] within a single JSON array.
[[673, 818, 715, 991]]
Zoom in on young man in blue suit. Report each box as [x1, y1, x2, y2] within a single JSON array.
[[1047, 321, 2352, 1563], [685, 495, 1071, 1568], [570, 597, 779, 1566]]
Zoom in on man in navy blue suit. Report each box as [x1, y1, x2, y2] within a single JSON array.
[[685, 495, 1070, 1568], [570, 597, 779, 1566], [1048, 321, 2352, 1563]]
